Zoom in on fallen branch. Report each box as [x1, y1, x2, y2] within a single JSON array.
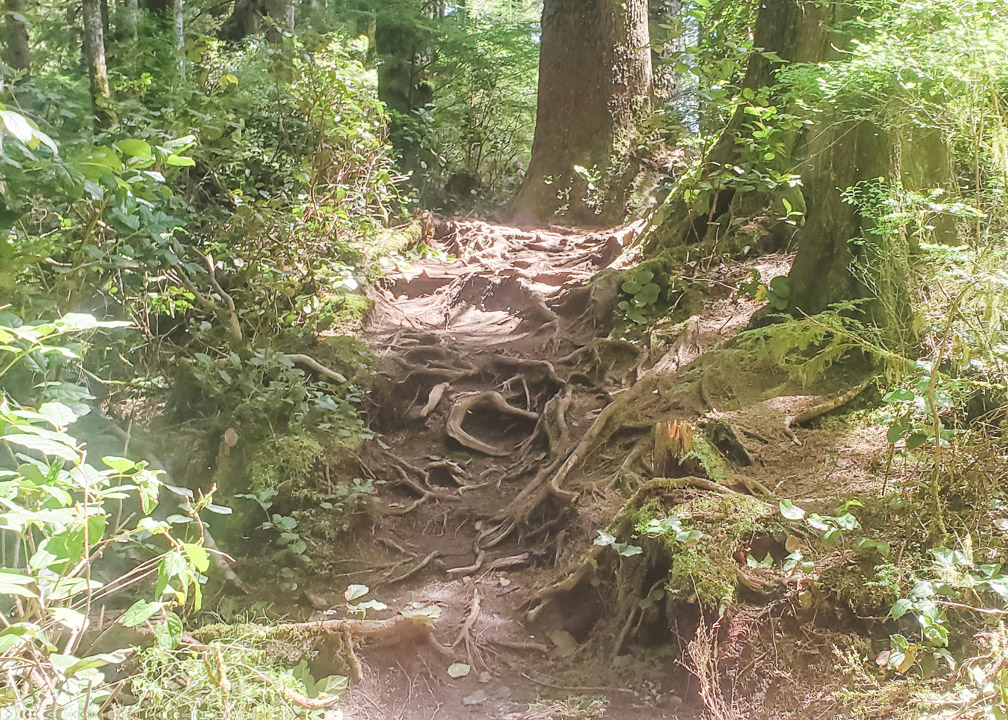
[[784, 376, 873, 445], [284, 353, 348, 384]]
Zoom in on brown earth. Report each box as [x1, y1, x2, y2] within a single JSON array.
[[283, 218, 888, 720]]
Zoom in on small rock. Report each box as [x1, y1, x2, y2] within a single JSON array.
[[548, 629, 578, 657], [463, 689, 489, 706], [665, 694, 683, 709]]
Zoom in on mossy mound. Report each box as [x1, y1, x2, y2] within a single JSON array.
[[628, 490, 775, 610]]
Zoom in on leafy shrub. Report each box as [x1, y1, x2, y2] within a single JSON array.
[[0, 314, 212, 716]]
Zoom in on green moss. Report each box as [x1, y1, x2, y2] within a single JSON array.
[[319, 291, 372, 334], [688, 433, 730, 483], [250, 434, 324, 496], [319, 334, 379, 387], [630, 491, 774, 610]]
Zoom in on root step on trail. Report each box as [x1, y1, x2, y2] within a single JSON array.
[[332, 217, 868, 720]]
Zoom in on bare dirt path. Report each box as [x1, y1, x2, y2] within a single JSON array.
[[303, 218, 879, 720]]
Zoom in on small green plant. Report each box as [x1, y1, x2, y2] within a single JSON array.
[[619, 267, 662, 324], [779, 498, 865, 549], [236, 489, 308, 558], [639, 515, 707, 545], [593, 529, 643, 557], [738, 269, 791, 311], [343, 584, 387, 618], [880, 361, 962, 451]]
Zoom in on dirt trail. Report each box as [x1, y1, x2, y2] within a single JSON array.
[[304, 218, 876, 720]]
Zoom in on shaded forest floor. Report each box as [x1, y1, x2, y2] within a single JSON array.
[[227, 218, 919, 719]]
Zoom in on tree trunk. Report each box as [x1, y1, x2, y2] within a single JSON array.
[[120, 0, 139, 40], [173, 0, 184, 71], [265, 0, 294, 42], [509, 0, 652, 227], [3, 0, 30, 77], [220, 0, 263, 40], [83, 0, 112, 124], [645, 0, 954, 339]]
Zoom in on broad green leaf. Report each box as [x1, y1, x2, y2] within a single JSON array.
[[0, 109, 33, 143], [165, 154, 196, 167], [344, 584, 370, 602], [121, 599, 161, 628], [779, 499, 805, 520], [38, 402, 78, 428], [890, 598, 913, 619], [115, 138, 153, 159], [155, 611, 183, 649], [102, 456, 138, 473], [3, 433, 78, 461], [182, 543, 210, 573]]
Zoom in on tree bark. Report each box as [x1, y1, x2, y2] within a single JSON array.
[[265, 0, 294, 42], [646, 0, 954, 337], [173, 0, 184, 71], [83, 0, 112, 124], [120, 0, 139, 40], [3, 0, 30, 77], [220, 0, 263, 40], [509, 0, 652, 227]]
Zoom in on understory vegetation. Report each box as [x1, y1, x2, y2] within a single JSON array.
[[2, 0, 1008, 718]]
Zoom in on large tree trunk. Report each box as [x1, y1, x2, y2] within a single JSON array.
[[220, 0, 293, 42], [647, 0, 955, 338], [83, 0, 112, 124], [3, 0, 30, 77], [264, 0, 294, 42], [220, 0, 263, 40], [509, 0, 652, 227]]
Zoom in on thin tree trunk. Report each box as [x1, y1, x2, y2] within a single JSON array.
[[122, 0, 139, 39], [83, 0, 112, 124], [509, 0, 652, 226], [265, 0, 293, 42], [173, 0, 184, 72], [3, 0, 30, 77]]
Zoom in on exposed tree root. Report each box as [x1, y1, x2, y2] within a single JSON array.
[[784, 376, 873, 445], [453, 587, 483, 669], [446, 391, 540, 456], [382, 550, 442, 586], [420, 381, 450, 417], [283, 353, 348, 384]]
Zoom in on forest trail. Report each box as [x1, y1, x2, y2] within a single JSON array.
[[304, 218, 881, 720]]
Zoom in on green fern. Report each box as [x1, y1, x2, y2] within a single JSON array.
[[736, 302, 898, 385]]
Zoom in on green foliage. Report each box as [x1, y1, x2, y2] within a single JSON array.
[[416, 3, 539, 204], [619, 267, 663, 324], [0, 314, 212, 716], [120, 633, 347, 720], [736, 302, 892, 385], [880, 362, 962, 451], [738, 269, 791, 311], [180, 349, 368, 437]]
